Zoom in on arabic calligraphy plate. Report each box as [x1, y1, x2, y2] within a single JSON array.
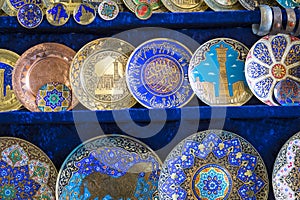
[[12, 43, 78, 112], [189, 38, 252, 106], [276, 0, 300, 8], [126, 38, 194, 108], [245, 34, 300, 106], [0, 137, 57, 199], [273, 131, 300, 200], [56, 135, 162, 200], [159, 129, 269, 200], [0, 49, 22, 112], [70, 38, 136, 110]]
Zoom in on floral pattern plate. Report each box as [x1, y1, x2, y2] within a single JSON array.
[[0, 137, 57, 199], [56, 135, 162, 200], [245, 34, 300, 106], [159, 129, 269, 200], [273, 131, 300, 200]]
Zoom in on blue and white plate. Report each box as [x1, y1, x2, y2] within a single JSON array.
[[159, 129, 269, 200], [274, 79, 300, 106], [17, 3, 43, 29], [56, 135, 162, 200], [245, 34, 300, 106], [126, 38, 194, 108]]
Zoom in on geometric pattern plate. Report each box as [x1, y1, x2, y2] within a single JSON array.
[[159, 129, 269, 200], [126, 38, 194, 108], [189, 38, 252, 106], [56, 135, 162, 200], [0, 137, 57, 200], [245, 34, 300, 106], [70, 38, 137, 110], [273, 131, 300, 200], [36, 82, 72, 112]]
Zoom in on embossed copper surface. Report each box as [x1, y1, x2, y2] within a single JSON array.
[[13, 43, 77, 112]]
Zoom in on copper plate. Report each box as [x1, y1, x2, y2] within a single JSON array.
[[13, 43, 78, 112]]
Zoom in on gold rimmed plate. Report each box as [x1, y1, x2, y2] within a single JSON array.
[[12, 43, 77, 112], [161, 0, 208, 12]]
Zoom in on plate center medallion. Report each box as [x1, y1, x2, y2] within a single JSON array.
[[192, 164, 232, 200], [271, 64, 286, 79]]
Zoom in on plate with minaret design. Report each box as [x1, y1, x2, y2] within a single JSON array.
[[245, 34, 300, 106], [56, 134, 162, 200], [189, 38, 252, 106], [0, 137, 57, 199], [0, 49, 22, 111], [70, 38, 137, 110], [158, 129, 269, 200]]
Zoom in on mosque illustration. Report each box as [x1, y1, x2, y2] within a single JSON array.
[[0, 69, 14, 101], [194, 44, 248, 104]]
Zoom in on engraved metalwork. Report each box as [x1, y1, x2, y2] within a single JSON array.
[[98, 0, 119, 21], [12, 43, 78, 112], [56, 135, 162, 200], [70, 38, 136, 110], [189, 38, 252, 106], [135, 2, 152, 20], [17, 3, 43, 29], [204, 0, 243, 11], [160, 0, 207, 12], [0, 137, 57, 199], [159, 129, 269, 200], [73, 3, 96, 25], [126, 38, 194, 109], [245, 34, 300, 106], [273, 131, 300, 199], [46, 3, 70, 26], [0, 49, 22, 112]]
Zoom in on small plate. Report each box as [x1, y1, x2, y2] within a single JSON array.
[[0, 137, 57, 199], [70, 38, 137, 110], [135, 2, 152, 20], [276, 0, 300, 8], [73, 3, 96, 25], [46, 3, 70, 26], [273, 131, 300, 199], [12, 43, 78, 112], [274, 79, 300, 106], [126, 38, 194, 108], [245, 34, 300, 106], [189, 38, 252, 106], [98, 0, 119, 21], [56, 135, 162, 200], [0, 49, 22, 112], [17, 3, 43, 29], [204, 0, 244, 11], [159, 129, 269, 200]]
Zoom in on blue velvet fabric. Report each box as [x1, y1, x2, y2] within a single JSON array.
[[1, 11, 300, 199]]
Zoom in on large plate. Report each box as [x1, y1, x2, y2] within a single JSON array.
[[126, 38, 194, 108], [0, 49, 22, 111], [56, 135, 162, 200], [273, 131, 300, 200], [70, 38, 137, 110], [159, 129, 269, 200], [189, 38, 252, 106], [245, 34, 300, 106], [0, 137, 57, 199], [12, 43, 77, 112]]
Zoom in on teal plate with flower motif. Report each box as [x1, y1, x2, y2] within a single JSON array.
[[158, 129, 269, 200]]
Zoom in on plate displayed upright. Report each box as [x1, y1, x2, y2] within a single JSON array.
[[238, 0, 279, 10], [159, 129, 269, 200], [273, 131, 300, 199], [0, 137, 57, 199], [189, 38, 252, 106], [126, 38, 194, 108], [245, 34, 300, 106], [204, 0, 244, 11], [161, 0, 207, 12], [276, 0, 300, 8], [56, 135, 162, 200], [0, 49, 22, 111], [12, 43, 77, 112], [70, 38, 137, 110]]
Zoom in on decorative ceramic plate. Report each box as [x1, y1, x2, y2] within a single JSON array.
[[274, 79, 300, 106], [123, 0, 163, 12], [56, 135, 162, 200], [159, 129, 269, 200], [70, 38, 136, 110], [17, 3, 43, 29], [161, 0, 207, 12], [273, 131, 300, 199], [238, 0, 279, 10], [204, 0, 244, 11], [245, 34, 300, 106], [0, 137, 57, 199], [73, 3, 96, 25], [12, 43, 78, 112], [126, 38, 194, 108], [189, 38, 252, 106], [0, 49, 22, 112], [46, 3, 70, 26], [276, 0, 300, 8], [98, 0, 119, 21]]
